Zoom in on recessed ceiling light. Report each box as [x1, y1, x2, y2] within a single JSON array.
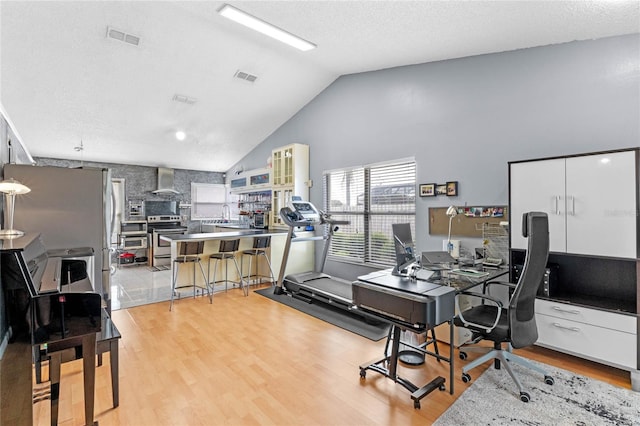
[[219, 4, 316, 52], [175, 131, 186, 141]]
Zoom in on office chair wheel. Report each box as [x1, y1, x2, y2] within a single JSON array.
[[439, 384, 446, 391], [544, 375, 555, 385], [461, 373, 471, 383], [519, 392, 530, 403], [359, 369, 366, 379], [414, 400, 420, 409], [459, 351, 467, 360]]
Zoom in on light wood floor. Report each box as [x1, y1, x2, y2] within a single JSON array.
[[33, 285, 631, 425]]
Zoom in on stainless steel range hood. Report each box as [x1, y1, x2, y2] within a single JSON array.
[[152, 167, 180, 194]]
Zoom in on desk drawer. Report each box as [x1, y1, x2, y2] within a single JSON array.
[[536, 313, 637, 370], [535, 299, 636, 334]]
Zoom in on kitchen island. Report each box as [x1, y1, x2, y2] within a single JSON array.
[[160, 228, 314, 293]]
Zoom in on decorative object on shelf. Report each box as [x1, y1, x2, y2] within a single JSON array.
[[463, 206, 504, 218], [0, 178, 31, 238], [446, 181, 458, 196], [419, 183, 436, 197], [422, 181, 460, 197]]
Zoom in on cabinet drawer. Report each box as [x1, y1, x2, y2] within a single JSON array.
[[535, 299, 636, 334], [536, 313, 637, 370]]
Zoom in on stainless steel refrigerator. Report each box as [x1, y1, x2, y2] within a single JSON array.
[[4, 164, 114, 311]]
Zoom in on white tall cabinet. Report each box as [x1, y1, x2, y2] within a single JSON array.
[[510, 151, 636, 257], [509, 148, 639, 391], [270, 143, 310, 228]]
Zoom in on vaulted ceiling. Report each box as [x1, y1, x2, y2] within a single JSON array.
[[1, 1, 638, 172]]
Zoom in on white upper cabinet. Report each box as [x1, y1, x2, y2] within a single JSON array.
[[510, 150, 637, 258], [565, 151, 636, 258], [510, 158, 566, 252]]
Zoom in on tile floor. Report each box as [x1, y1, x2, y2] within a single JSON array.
[[110, 262, 268, 310], [110, 264, 173, 310]]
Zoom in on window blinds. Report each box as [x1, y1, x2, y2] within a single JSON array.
[[324, 159, 415, 267]]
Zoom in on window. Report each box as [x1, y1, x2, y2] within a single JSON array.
[[191, 183, 227, 220], [323, 158, 416, 267]]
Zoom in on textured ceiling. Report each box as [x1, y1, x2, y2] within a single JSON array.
[[1, 1, 639, 172]]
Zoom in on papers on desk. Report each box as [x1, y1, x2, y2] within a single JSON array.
[[450, 268, 490, 278]]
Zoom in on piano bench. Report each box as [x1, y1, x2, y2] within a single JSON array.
[[34, 310, 121, 409]]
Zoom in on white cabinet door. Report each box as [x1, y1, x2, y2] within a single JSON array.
[[510, 158, 566, 251], [565, 151, 637, 258]]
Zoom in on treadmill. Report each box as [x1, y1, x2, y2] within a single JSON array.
[[274, 199, 353, 310]]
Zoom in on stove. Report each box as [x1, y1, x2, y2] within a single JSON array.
[[147, 215, 182, 228], [147, 215, 187, 267]]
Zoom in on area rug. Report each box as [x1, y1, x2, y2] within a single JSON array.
[[254, 288, 390, 341], [434, 359, 640, 425]]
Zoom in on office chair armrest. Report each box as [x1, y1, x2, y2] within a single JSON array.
[[485, 280, 516, 290], [481, 280, 516, 295], [457, 290, 504, 306], [455, 292, 503, 333]]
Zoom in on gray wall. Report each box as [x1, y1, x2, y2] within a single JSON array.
[[231, 34, 640, 280]]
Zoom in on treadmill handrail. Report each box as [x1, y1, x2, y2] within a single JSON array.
[[291, 236, 324, 242]]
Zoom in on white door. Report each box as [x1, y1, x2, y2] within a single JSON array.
[[510, 158, 566, 251], [565, 151, 636, 258]]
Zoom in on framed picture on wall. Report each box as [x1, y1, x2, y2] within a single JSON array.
[[446, 181, 458, 196], [436, 184, 447, 196], [420, 183, 436, 197]]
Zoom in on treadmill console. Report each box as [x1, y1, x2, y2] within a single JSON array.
[[292, 202, 321, 222], [280, 201, 322, 226]]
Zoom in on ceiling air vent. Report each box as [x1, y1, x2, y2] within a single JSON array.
[[172, 94, 198, 105], [234, 70, 258, 83], [106, 26, 140, 46]]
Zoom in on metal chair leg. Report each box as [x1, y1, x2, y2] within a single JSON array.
[[260, 251, 275, 285], [170, 261, 179, 311], [231, 256, 247, 296], [197, 259, 212, 303]]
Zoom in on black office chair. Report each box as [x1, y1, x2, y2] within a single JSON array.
[[454, 211, 554, 402]]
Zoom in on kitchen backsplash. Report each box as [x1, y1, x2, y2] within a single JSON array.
[[34, 157, 225, 221]]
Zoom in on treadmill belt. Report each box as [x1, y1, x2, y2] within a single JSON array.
[[294, 277, 352, 303]]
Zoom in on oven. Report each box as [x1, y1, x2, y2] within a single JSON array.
[[121, 235, 148, 250], [120, 220, 148, 235], [147, 215, 187, 267]]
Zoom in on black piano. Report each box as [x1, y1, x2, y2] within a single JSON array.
[[1, 233, 102, 426]]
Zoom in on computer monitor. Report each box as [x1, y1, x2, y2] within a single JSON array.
[[392, 223, 417, 276]]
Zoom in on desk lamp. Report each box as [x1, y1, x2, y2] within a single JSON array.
[[446, 205, 457, 254], [0, 178, 31, 238]]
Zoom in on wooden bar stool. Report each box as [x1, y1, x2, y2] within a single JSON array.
[[170, 240, 210, 311], [241, 236, 275, 291], [207, 239, 246, 296]]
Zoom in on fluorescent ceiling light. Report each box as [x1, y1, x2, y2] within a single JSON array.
[[219, 4, 316, 52], [175, 131, 186, 141]]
